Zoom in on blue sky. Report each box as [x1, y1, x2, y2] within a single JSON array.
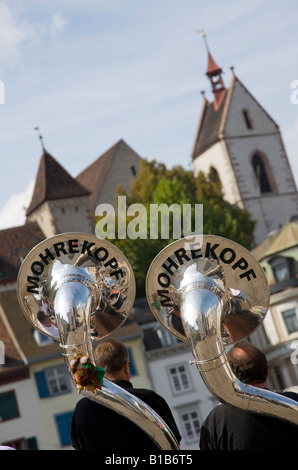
[[0, 0, 297, 229]]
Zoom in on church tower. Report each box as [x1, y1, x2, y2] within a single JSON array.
[[192, 37, 298, 246], [26, 151, 94, 238]]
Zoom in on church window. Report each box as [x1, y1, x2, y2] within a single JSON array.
[[242, 109, 253, 129], [209, 166, 220, 183], [252, 154, 271, 193]]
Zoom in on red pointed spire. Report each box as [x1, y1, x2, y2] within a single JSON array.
[[207, 51, 221, 75], [201, 32, 226, 110]]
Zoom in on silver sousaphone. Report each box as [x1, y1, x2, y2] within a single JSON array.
[[146, 235, 298, 425], [17, 233, 179, 450]]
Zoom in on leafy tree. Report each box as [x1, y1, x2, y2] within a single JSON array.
[[95, 158, 255, 297]]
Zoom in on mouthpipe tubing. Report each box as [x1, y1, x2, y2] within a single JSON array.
[[54, 279, 179, 450], [181, 286, 298, 425]]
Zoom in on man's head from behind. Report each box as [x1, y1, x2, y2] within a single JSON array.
[[37, 310, 51, 326], [93, 339, 130, 381], [227, 340, 268, 388]]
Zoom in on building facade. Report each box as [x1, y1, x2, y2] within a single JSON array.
[[251, 219, 298, 392], [191, 47, 298, 246]]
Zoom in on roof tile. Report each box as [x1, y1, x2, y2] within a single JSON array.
[[26, 151, 90, 216], [0, 222, 45, 283]]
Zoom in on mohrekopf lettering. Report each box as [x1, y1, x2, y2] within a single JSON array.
[[156, 241, 257, 306], [26, 238, 123, 293]]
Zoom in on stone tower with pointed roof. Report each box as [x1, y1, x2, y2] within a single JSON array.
[[192, 43, 298, 246], [26, 151, 94, 237]]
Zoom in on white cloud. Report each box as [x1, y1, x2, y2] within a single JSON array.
[[50, 14, 67, 38], [0, 3, 41, 65], [0, 180, 34, 230], [0, 3, 67, 66]]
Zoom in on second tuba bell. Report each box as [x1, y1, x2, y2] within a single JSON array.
[[146, 234, 298, 426]]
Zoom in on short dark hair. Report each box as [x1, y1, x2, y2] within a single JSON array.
[[227, 341, 268, 385], [93, 339, 129, 374], [37, 310, 48, 323]]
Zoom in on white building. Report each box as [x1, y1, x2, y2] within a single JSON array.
[[191, 46, 298, 246]]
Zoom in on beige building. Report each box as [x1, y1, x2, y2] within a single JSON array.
[[251, 218, 298, 391]]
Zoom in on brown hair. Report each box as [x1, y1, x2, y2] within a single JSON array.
[[227, 341, 268, 385], [93, 339, 129, 374], [37, 310, 48, 324]]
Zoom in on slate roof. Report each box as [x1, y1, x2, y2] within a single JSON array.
[[191, 93, 227, 159], [206, 51, 222, 75], [132, 297, 156, 325], [26, 151, 90, 216], [131, 297, 177, 352], [76, 139, 132, 209]]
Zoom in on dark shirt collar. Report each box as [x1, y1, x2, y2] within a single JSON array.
[[112, 379, 133, 389]]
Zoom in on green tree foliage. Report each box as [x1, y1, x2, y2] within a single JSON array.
[[95, 158, 255, 297]]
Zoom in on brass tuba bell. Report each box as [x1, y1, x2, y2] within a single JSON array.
[[17, 233, 179, 450], [146, 235, 298, 425]]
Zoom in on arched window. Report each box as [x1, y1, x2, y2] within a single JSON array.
[[209, 166, 220, 183], [252, 154, 271, 193]]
